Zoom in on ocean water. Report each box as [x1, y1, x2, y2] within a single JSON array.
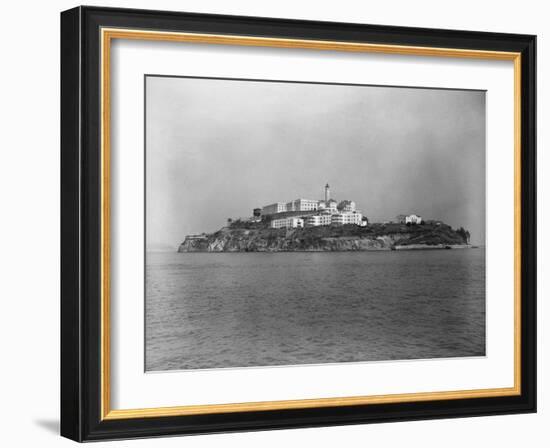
[[145, 249, 485, 371]]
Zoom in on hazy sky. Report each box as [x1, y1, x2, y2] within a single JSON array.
[[146, 76, 485, 249]]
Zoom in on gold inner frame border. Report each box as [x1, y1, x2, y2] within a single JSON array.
[[99, 27, 522, 421]]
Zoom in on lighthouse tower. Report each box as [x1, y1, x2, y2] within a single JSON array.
[[324, 183, 330, 202]]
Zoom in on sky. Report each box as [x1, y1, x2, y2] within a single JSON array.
[[145, 76, 486, 249]]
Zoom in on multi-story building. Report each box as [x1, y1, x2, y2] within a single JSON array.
[[306, 214, 332, 227], [318, 199, 338, 213], [328, 199, 338, 213], [260, 184, 365, 225], [270, 217, 305, 229], [264, 199, 320, 215], [261, 202, 287, 216], [331, 212, 363, 226], [306, 211, 364, 226], [286, 198, 319, 212], [338, 200, 356, 212]]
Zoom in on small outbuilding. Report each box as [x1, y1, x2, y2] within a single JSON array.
[[405, 214, 423, 225]]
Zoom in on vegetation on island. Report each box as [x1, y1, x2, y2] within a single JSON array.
[[178, 220, 472, 253]]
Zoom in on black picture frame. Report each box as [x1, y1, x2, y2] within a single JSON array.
[[61, 5, 536, 442]]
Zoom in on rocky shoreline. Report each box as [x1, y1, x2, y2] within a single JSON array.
[[393, 244, 473, 251], [178, 222, 471, 253]]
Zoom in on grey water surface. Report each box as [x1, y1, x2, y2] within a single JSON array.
[[145, 249, 485, 371]]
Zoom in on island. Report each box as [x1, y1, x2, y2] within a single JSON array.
[[178, 220, 472, 253], [178, 183, 472, 253]]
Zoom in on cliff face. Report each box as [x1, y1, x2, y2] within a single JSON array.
[[178, 223, 470, 253]]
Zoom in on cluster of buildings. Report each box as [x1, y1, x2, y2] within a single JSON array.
[[258, 184, 368, 229], [243, 184, 429, 231]]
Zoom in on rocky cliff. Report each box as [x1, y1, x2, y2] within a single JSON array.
[[177, 222, 470, 253]]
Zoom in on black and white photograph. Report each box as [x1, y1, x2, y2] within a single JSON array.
[[53, 3, 539, 444], [145, 76, 486, 372]]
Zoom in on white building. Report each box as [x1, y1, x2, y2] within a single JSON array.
[[318, 198, 338, 213], [261, 202, 287, 215], [306, 211, 364, 226], [270, 217, 304, 229], [338, 200, 356, 212], [306, 214, 332, 227], [405, 214, 423, 225], [286, 198, 319, 212], [260, 184, 363, 221], [331, 211, 363, 226]]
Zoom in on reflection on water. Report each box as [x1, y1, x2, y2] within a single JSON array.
[[145, 249, 485, 371]]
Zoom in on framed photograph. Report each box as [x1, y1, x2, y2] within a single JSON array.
[[60, 6, 536, 441]]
